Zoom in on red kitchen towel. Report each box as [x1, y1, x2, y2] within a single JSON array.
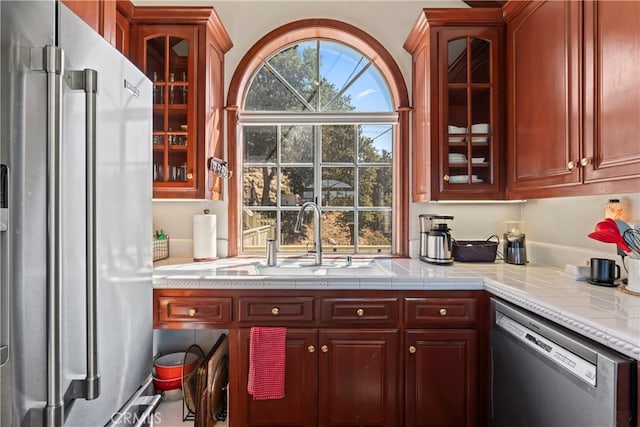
[[247, 326, 286, 400]]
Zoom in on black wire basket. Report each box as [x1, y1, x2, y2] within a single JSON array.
[[452, 235, 499, 262]]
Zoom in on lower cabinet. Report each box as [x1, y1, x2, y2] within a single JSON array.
[[153, 289, 486, 427], [405, 329, 479, 427], [236, 329, 400, 427]]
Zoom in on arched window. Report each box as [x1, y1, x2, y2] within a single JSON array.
[[227, 19, 409, 257]]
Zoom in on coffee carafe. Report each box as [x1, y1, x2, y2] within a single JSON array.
[[504, 221, 527, 265], [419, 214, 454, 265]]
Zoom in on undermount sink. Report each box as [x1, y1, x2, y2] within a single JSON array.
[[255, 259, 393, 277]]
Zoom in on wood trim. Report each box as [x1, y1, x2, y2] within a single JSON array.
[[226, 19, 410, 257]]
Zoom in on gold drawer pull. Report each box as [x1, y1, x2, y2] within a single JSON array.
[[580, 157, 592, 167], [439, 308, 447, 316], [271, 307, 279, 316], [356, 308, 364, 317], [443, 174, 450, 182], [321, 345, 328, 353], [188, 308, 197, 317], [409, 345, 417, 354], [308, 345, 315, 353], [567, 160, 576, 171]]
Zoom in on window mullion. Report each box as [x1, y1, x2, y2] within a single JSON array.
[[354, 125, 359, 254]]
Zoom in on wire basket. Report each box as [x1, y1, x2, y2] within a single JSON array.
[[452, 235, 499, 263], [153, 238, 170, 261]]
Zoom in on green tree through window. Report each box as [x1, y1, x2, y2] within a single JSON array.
[[241, 39, 395, 255]]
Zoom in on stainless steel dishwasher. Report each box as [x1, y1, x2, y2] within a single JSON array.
[[490, 298, 636, 427]]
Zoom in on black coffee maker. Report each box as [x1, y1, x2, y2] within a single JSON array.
[[504, 221, 527, 265], [419, 214, 454, 265]]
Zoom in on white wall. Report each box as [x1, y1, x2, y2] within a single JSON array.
[[146, 0, 640, 268]]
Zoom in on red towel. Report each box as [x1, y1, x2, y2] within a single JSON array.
[[247, 327, 286, 400]]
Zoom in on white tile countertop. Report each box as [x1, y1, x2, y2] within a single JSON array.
[[153, 257, 640, 360]]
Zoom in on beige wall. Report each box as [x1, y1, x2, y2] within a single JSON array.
[[146, 1, 640, 268]]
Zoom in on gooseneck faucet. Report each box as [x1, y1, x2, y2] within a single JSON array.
[[294, 201, 323, 266]]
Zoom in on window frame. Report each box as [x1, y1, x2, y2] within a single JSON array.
[[226, 19, 410, 257]]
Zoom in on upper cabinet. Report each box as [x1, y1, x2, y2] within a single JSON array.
[[61, 0, 117, 46], [505, 0, 640, 198], [130, 7, 232, 199], [404, 9, 505, 202]]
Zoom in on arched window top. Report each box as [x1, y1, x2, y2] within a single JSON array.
[[244, 39, 393, 112], [227, 18, 409, 112]]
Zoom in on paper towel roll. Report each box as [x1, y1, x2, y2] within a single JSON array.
[[193, 212, 217, 261]]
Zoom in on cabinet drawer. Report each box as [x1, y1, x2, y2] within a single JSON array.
[[404, 297, 478, 327], [238, 297, 314, 324], [156, 296, 232, 326], [320, 297, 399, 325]]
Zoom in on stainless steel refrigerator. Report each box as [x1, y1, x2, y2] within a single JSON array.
[[1, 1, 156, 426]]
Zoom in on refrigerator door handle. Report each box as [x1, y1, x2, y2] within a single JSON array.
[[1, 164, 8, 367], [30, 44, 66, 427], [63, 69, 101, 403]]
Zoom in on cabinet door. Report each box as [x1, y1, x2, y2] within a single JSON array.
[[583, 0, 640, 184], [439, 28, 503, 199], [134, 25, 201, 198], [318, 329, 400, 427], [61, 0, 116, 46], [236, 328, 318, 427], [506, 1, 582, 194], [405, 329, 478, 427]]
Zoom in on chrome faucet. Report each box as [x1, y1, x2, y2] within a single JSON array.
[[294, 201, 323, 266]]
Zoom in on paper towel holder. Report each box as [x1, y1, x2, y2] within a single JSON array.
[[207, 156, 232, 179]]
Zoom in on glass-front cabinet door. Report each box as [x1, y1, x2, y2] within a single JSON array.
[[440, 28, 502, 197], [138, 26, 197, 196]]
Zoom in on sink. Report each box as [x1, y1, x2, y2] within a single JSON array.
[[255, 259, 393, 277]]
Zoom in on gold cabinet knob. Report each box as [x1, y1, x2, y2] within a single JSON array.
[[567, 161, 576, 171], [409, 345, 417, 354], [321, 345, 328, 353], [439, 308, 447, 316], [271, 307, 279, 316], [187, 172, 193, 180], [308, 345, 315, 353], [443, 174, 450, 182], [187, 308, 197, 317], [356, 308, 364, 317], [580, 157, 592, 167]]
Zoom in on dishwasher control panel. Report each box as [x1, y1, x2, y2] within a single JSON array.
[[496, 312, 597, 386]]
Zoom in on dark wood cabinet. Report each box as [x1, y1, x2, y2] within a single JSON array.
[[405, 329, 479, 427], [153, 288, 486, 427], [318, 329, 400, 427], [61, 0, 116, 46], [404, 297, 482, 427], [505, 0, 640, 198], [404, 9, 505, 201], [505, 1, 582, 195], [237, 328, 318, 427], [582, 0, 640, 188], [130, 8, 232, 199]]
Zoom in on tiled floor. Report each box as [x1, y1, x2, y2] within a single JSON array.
[[155, 395, 228, 426]]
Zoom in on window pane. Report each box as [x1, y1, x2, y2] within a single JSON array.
[[242, 210, 276, 254], [358, 211, 392, 254], [359, 125, 392, 163], [471, 39, 491, 83], [359, 166, 391, 207], [322, 125, 355, 162], [334, 64, 393, 112], [244, 167, 276, 206], [244, 126, 277, 163], [267, 41, 319, 110], [282, 125, 314, 163], [321, 167, 354, 206], [281, 167, 313, 205], [244, 65, 308, 112], [280, 210, 305, 253], [448, 38, 467, 84], [322, 210, 354, 253]]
